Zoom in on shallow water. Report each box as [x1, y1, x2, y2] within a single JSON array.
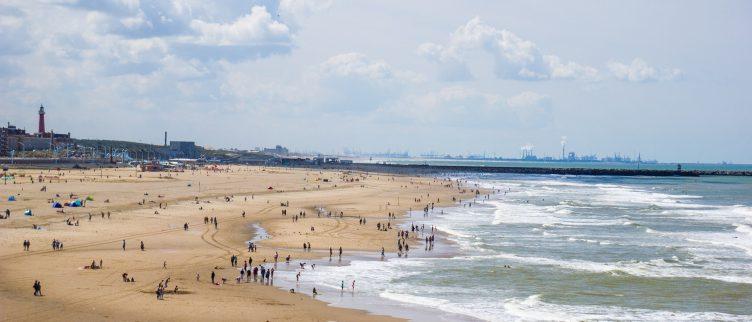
[[276, 174, 752, 321]]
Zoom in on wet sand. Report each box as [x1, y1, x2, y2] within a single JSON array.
[[0, 165, 478, 321]]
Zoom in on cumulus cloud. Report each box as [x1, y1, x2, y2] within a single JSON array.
[[0, 0, 323, 129], [313, 53, 422, 114], [416, 42, 473, 81], [418, 17, 599, 81], [62, 0, 192, 38], [607, 58, 683, 82], [56, 1, 297, 60], [319, 52, 421, 84], [188, 6, 290, 46], [215, 52, 425, 118], [506, 91, 550, 109]]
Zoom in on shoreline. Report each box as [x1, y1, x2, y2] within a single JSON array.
[[253, 202, 483, 322]]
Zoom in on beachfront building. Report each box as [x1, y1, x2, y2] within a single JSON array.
[[1, 105, 72, 156], [262, 145, 289, 156], [169, 141, 198, 158]]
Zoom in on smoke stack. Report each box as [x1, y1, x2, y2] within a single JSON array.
[[164, 131, 167, 147], [560, 136, 567, 160]]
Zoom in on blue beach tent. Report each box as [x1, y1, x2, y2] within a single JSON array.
[[69, 199, 83, 207], [52, 202, 63, 208], [8, 195, 16, 201]]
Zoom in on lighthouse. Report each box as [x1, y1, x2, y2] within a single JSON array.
[[38, 104, 46, 134]]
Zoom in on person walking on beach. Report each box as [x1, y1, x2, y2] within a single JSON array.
[[33, 280, 42, 296], [211, 271, 216, 284], [122, 239, 126, 251], [140, 241, 144, 251]]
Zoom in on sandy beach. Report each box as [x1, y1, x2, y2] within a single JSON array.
[[0, 165, 476, 321]]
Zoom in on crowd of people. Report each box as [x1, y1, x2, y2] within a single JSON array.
[[51, 239, 63, 250]]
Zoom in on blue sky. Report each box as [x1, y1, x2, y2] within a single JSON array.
[[1, 0, 750, 162]]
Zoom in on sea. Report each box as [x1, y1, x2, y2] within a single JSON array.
[[272, 173, 752, 321]]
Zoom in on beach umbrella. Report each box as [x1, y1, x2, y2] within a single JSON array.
[[24, 209, 32, 216]]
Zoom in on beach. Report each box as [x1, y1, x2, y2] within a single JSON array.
[[0, 165, 474, 321]]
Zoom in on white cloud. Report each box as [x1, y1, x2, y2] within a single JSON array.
[[188, 6, 291, 46], [506, 91, 550, 108], [417, 42, 472, 81], [219, 52, 423, 116], [544, 55, 599, 81], [419, 17, 599, 81], [607, 58, 683, 82], [318, 52, 421, 84]]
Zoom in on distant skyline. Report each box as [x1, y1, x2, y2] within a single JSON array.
[[1, 1, 750, 163]]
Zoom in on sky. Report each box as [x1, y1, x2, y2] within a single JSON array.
[[1, 0, 750, 163]]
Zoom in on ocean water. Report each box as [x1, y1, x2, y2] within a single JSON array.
[[278, 174, 752, 321]]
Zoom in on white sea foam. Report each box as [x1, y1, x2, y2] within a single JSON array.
[[502, 294, 749, 322], [663, 205, 752, 225], [457, 252, 752, 285], [646, 226, 752, 257], [566, 237, 605, 244], [380, 292, 501, 321], [435, 225, 471, 238], [590, 185, 705, 209], [735, 223, 752, 235]]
